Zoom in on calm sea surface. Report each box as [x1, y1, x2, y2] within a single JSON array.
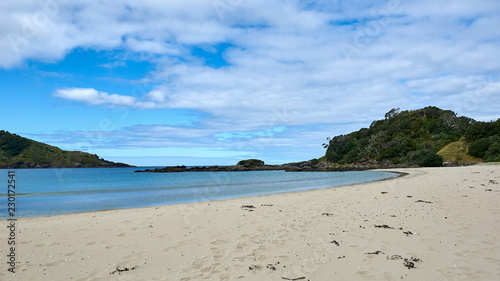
[[1, 167, 398, 218]]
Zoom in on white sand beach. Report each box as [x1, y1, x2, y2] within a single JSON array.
[[1, 165, 500, 280]]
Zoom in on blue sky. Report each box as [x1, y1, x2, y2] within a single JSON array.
[[1, 0, 500, 166]]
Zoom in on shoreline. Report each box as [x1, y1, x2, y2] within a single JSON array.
[[2, 165, 499, 280], [0, 170, 400, 220]]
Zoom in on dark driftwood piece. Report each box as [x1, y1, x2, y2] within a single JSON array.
[[403, 259, 416, 269], [365, 250, 384, 255], [387, 255, 403, 260], [110, 265, 138, 275], [330, 240, 340, 246], [375, 224, 394, 229]]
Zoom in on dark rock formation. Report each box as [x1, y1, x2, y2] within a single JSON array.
[[135, 158, 415, 173]]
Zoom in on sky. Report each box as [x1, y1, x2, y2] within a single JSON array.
[[1, 0, 499, 166]]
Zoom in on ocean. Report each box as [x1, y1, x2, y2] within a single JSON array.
[[1, 167, 398, 218]]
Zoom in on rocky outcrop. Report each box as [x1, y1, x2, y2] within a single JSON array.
[[236, 159, 265, 167], [135, 159, 418, 173]]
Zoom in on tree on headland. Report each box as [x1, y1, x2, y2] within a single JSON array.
[[322, 137, 331, 149], [322, 106, 495, 167], [384, 107, 400, 120]]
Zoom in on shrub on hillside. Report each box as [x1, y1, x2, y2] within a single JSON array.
[[469, 137, 498, 158], [412, 149, 443, 167], [485, 142, 500, 162]]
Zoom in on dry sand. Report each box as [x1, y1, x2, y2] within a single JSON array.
[[1, 165, 500, 281]]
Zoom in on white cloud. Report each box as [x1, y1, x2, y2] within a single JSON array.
[[54, 88, 157, 108], [125, 38, 181, 55], [4, 0, 500, 163]]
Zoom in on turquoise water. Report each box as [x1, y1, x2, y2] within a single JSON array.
[[0, 167, 398, 218]]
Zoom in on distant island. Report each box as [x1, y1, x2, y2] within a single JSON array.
[[135, 159, 356, 173], [137, 106, 500, 173], [0, 130, 134, 168], [135, 158, 407, 173]]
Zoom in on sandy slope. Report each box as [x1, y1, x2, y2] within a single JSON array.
[[1, 165, 499, 280]]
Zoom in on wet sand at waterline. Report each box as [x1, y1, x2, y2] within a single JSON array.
[[2, 165, 499, 280]]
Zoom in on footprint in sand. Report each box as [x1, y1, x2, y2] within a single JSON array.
[[356, 270, 370, 275], [201, 263, 220, 273], [236, 243, 248, 251], [213, 254, 225, 261], [224, 264, 240, 272], [64, 251, 77, 256], [192, 258, 204, 269], [255, 255, 268, 261], [211, 239, 228, 245], [209, 247, 226, 261], [45, 260, 64, 267], [163, 246, 177, 253]]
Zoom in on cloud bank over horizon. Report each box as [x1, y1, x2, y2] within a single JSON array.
[[1, 0, 500, 165]]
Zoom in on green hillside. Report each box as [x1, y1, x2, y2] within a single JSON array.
[[0, 130, 133, 168], [323, 106, 499, 167], [437, 140, 482, 165]]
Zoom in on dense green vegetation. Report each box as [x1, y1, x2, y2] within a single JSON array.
[[465, 119, 500, 162], [0, 130, 133, 168], [237, 159, 265, 167], [323, 106, 499, 167]]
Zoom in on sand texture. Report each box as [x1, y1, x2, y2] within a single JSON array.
[[1, 165, 500, 280]]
